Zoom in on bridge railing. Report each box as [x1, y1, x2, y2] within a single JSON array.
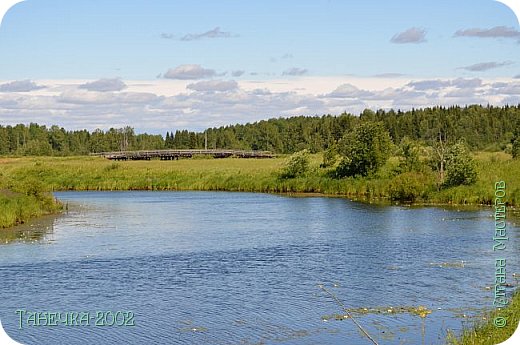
[[90, 149, 274, 160]]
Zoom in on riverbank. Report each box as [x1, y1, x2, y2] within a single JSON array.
[[1, 152, 520, 201], [0, 152, 519, 227], [0, 188, 62, 229], [446, 290, 519, 345]]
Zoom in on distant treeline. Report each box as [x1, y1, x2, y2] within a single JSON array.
[[0, 125, 164, 156], [1, 104, 519, 155]]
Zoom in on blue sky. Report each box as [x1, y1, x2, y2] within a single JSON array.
[[1, 0, 519, 79], [0, 0, 519, 132]]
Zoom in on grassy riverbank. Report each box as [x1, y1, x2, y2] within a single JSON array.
[[1, 152, 519, 203], [0, 152, 519, 227], [446, 291, 520, 345], [0, 188, 62, 229]]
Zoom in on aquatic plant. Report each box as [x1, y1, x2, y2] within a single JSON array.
[[446, 290, 519, 345]]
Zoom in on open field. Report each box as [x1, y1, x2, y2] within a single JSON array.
[[1, 152, 520, 200]]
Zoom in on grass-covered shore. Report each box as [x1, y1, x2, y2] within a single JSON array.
[[0, 187, 62, 229], [447, 291, 520, 345], [0, 151, 519, 227], [1, 151, 520, 203]]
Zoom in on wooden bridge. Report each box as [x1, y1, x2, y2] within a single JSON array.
[[93, 149, 274, 161]]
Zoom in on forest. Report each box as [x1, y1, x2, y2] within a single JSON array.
[[1, 104, 519, 156]]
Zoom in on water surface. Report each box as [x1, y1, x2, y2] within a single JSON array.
[[1, 191, 518, 344]]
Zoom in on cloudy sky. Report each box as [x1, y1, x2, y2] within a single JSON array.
[[0, 0, 519, 133]]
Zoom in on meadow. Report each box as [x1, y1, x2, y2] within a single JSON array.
[[1, 151, 520, 202], [0, 151, 519, 228]]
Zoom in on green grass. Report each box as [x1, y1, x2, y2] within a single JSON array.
[[1, 151, 519, 227], [0, 152, 519, 204], [0, 190, 62, 228], [446, 291, 520, 345]]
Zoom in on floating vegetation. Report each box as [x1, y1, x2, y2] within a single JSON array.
[[385, 265, 401, 271], [484, 282, 516, 291], [373, 323, 395, 341], [446, 291, 520, 345], [178, 326, 208, 333], [429, 260, 466, 268], [443, 306, 490, 320], [321, 313, 350, 321], [321, 305, 433, 321], [317, 284, 380, 345]]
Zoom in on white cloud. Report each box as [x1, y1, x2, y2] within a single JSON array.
[[454, 26, 520, 39], [186, 80, 238, 92], [180, 27, 234, 41], [407, 80, 451, 90], [0, 80, 45, 92], [325, 83, 373, 98], [79, 78, 127, 92], [391, 27, 427, 44], [488, 82, 520, 95], [451, 78, 483, 88], [282, 67, 308, 76], [373, 73, 406, 78], [445, 88, 480, 98], [160, 33, 175, 39], [163, 64, 217, 80], [460, 61, 514, 72], [57, 90, 161, 105], [231, 70, 245, 77], [406, 78, 482, 90], [1, 77, 519, 132]]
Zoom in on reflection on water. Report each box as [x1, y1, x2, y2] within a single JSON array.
[[0, 191, 518, 345], [0, 214, 56, 245]]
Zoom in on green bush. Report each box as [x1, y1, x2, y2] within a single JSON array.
[[321, 146, 338, 168], [389, 172, 435, 202], [14, 178, 47, 200], [513, 138, 519, 159], [19, 140, 53, 156], [444, 142, 478, 187], [280, 149, 310, 179], [335, 122, 393, 178], [396, 137, 422, 173]]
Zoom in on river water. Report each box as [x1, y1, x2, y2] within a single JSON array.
[[0, 191, 518, 344]]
